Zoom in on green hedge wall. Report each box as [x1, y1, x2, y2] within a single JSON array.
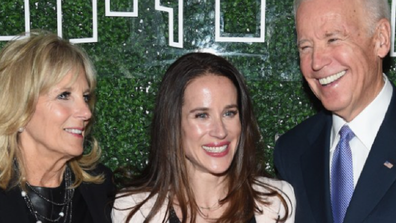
[[1, 0, 396, 175]]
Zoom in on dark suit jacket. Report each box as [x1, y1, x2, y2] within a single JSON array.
[[0, 163, 116, 223], [274, 85, 396, 223]]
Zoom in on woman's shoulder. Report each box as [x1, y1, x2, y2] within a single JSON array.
[[78, 163, 116, 193], [112, 191, 149, 222], [87, 163, 113, 177], [114, 191, 153, 207], [112, 191, 168, 222], [82, 163, 115, 189], [253, 177, 296, 223], [254, 176, 294, 195], [254, 176, 295, 205]]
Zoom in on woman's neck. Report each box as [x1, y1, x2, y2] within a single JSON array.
[[20, 156, 67, 187], [18, 136, 71, 187], [190, 172, 228, 207]]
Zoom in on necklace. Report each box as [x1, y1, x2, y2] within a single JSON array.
[[198, 201, 222, 211], [20, 166, 74, 223]]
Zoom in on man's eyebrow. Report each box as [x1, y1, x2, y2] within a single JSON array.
[[324, 30, 343, 37], [297, 39, 310, 47], [297, 30, 344, 47]]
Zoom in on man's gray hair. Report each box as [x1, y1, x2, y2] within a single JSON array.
[[294, 0, 390, 34]]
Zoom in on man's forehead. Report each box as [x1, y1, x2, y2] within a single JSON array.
[[296, 2, 360, 36]]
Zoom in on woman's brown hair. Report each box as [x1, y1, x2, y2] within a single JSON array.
[[117, 52, 289, 222]]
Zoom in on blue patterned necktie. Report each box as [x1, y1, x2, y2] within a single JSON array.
[[331, 125, 355, 223]]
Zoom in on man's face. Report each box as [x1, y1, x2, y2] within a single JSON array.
[[296, 0, 389, 121]]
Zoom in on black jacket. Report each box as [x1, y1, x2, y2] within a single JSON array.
[[0, 163, 116, 223], [274, 84, 396, 223]]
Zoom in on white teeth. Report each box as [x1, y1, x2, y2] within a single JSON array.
[[64, 129, 83, 134], [319, 70, 346, 85], [202, 145, 228, 153]]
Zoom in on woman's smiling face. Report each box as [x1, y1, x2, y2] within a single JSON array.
[[20, 69, 92, 162], [181, 74, 241, 176]]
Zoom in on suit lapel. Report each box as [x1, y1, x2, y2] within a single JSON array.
[[79, 183, 111, 223], [344, 87, 396, 223], [79, 184, 99, 222], [301, 114, 334, 223]]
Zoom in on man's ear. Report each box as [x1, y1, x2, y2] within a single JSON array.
[[375, 18, 391, 58]]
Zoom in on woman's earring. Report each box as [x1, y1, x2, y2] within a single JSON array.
[[18, 127, 24, 133]]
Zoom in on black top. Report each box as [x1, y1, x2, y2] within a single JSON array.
[[0, 164, 116, 223], [25, 184, 94, 223], [168, 207, 257, 223]]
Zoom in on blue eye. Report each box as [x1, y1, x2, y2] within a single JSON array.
[[195, 113, 208, 119], [83, 94, 90, 103], [57, 91, 71, 100], [224, 110, 238, 117]]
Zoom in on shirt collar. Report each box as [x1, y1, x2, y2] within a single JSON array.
[[331, 74, 392, 148]]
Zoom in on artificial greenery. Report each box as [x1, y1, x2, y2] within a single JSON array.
[[1, 0, 396, 176]]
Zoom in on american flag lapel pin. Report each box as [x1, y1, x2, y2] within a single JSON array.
[[384, 161, 394, 169]]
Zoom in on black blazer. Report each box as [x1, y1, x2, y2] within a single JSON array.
[[274, 84, 396, 223], [0, 163, 116, 223]]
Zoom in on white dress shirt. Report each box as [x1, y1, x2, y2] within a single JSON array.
[[330, 75, 393, 187]]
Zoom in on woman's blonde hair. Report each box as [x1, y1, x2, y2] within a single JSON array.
[[0, 30, 103, 189]]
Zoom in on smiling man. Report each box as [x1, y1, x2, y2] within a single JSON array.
[[274, 0, 396, 222]]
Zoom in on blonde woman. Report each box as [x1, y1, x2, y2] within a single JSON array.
[[0, 30, 115, 223]]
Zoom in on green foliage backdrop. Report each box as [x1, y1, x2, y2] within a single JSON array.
[[1, 0, 396, 175]]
